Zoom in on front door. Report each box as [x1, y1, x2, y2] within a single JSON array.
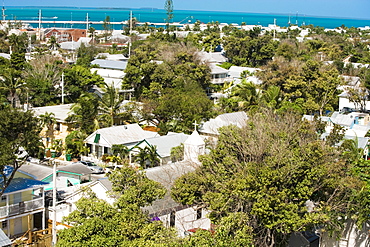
[[13, 217, 22, 236]]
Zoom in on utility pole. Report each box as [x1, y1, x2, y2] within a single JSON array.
[[129, 11, 132, 35], [86, 13, 89, 38], [2, 1, 6, 22], [38, 10, 42, 40], [61, 73, 64, 104], [52, 160, 57, 246]]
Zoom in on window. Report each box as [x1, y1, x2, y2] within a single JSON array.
[[0, 196, 6, 202], [55, 123, 61, 131], [1, 221, 7, 229], [169, 211, 176, 227], [196, 208, 202, 220]]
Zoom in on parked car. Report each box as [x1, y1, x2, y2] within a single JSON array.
[[74, 161, 104, 174]]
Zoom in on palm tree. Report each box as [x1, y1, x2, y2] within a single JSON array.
[[262, 85, 284, 110], [135, 147, 148, 168], [230, 79, 262, 111], [0, 68, 25, 108], [98, 83, 125, 126], [39, 112, 56, 148], [48, 36, 60, 51], [145, 145, 160, 168], [112, 144, 129, 161], [67, 93, 100, 134]]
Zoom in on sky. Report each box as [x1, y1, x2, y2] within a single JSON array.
[[9, 0, 370, 19]]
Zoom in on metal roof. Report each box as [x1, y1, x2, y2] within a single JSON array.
[[0, 229, 11, 246], [140, 133, 189, 158], [91, 68, 125, 79], [85, 124, 158, 147], [18, 163, 53, 181], [4, 178, 48, 194], [57, 163, 93, 175], [60, 41, 81, 51], [91, 59, 127, 70], [142, 161, 198, 215], [184, 130, 205, 146], [209, 63, 228, 75], [98, 177, 113, 191], [228, 66, 261, 78], [31, 104, 73, 122], [199, 111, 248, 135]]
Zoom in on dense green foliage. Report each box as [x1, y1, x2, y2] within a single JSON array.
[[171, 110, 367, 246], [0, 106, 42, 196], [57, 165, 175, 247], [123, 42, 213, 133]]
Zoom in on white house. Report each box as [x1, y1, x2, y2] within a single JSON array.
[[130, 132, 189, 164], [199, 111, 248, 137], [84, 124, 158, 157], [184, 130, 206, 164], [320, 220, 370, 247], [143, 160, 211, 237]]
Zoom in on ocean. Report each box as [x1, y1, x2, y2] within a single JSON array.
[[5, 7, 370, 30]]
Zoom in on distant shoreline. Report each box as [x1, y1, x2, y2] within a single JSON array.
[[6, 6, 370, 21], [5, 7, 370, 29]]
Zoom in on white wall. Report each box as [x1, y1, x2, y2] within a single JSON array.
[[159, 207, 211, 237], [320, 220, 370, 247], [339, 97, 370, 111]]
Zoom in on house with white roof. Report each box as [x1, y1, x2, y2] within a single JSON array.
[[84, 124, 158, 157], [91, 59, 127, 71], [143, 160, 211, 237], [95, 53, 128, 61], [17, 162, 93, 192], [131, 132, 189, 165], [184, 130, 206, 164], [209, 64, 231, 85], [51, 177, 115, 226], [51, 129, 210, 236], [304, 112, 370, 158], [199, 111, 248, 137]]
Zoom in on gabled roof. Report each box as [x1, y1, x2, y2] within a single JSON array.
[[91, 59, 127, 70], [4, 178, 48, 194], [60, 41, 80, 50], [85, 124, 158, 147], [228, 66, 261, 78], [321, 133, 369, 150], [0, 229, 11, 246], [199, 111, 248, 135], [98, 177, 113, 191], [142, 161, 198, 215], [197, 51, 228, 63], [57, 163, 93, 175], [0, 53, 10, 60], [31, 104, 73, 123], [209, 63, 228, 75], [96, 53, 128, 61], [135, 133, 189, 158], [18, 163, 53, 181], [184, 130, 205, 146]]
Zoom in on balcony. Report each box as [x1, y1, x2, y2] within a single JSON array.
[[0, 198, 44, 218], [210, 78, 233, 85]]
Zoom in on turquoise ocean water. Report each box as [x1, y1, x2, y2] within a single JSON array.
[[5, 7, 370, 30]]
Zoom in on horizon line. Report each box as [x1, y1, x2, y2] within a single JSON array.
[[5, 6, 370, 22]]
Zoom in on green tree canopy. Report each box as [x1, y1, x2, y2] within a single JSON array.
[[63, 65, 105, 102], [171, 110, 365, 246], [57, 164, 174, 247], [0, 106, 42, 197]]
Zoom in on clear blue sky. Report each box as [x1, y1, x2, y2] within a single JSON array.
[[9, 0, 370, 19]]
